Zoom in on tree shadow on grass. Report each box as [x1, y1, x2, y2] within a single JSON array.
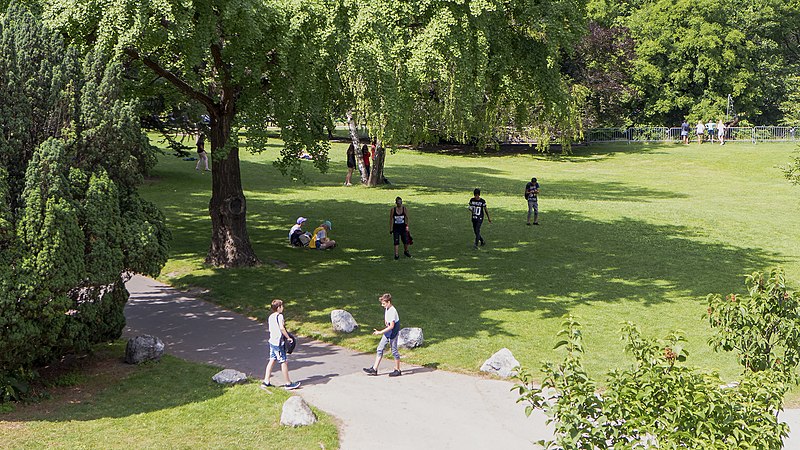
[[167, 195, 780, 351]]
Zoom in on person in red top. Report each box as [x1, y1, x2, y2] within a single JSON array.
[[361, 143, 371, 178]]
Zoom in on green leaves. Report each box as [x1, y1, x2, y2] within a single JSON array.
[[517, 278, 797, 449], [0, 1, 169, 397]]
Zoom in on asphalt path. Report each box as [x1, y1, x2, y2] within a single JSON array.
[[123, 275, 551, 449]]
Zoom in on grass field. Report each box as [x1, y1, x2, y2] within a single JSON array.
[[145, 138, 800, 383], [0, 342, 338, 449]]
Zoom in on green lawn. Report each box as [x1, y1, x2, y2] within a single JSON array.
[[146, 139, 800, 383], [0, 343, 338, 449]]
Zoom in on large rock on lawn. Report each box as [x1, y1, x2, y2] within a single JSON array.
[[480, 348, 520, 378], [125, 335, 165, 364], [398, 327, 424, 348], [281, 396, 317, 427], [331, 309, 358, 333], [212, 369, 248, 385]]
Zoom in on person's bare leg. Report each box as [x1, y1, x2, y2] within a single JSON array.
[[281, 361, 292, 384], [372, 354, 383, 371], [263, 359, 276, 383]]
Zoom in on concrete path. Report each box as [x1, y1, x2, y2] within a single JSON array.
[[123, 275, 551, 449]]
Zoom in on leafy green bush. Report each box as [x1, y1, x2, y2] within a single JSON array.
[[516, 269, 797, 449], [0, 2, 169, 401]]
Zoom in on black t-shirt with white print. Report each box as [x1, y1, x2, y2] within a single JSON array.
[[469, 198, 486, 221]]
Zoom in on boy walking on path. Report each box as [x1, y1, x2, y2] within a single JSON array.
[[469, 188, 491, 249], [363, 293, 402, 377], [262, 299, 301, 390], [525, 177, 540, 225]]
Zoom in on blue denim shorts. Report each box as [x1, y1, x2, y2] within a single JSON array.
[[269, 343, 287, 363]]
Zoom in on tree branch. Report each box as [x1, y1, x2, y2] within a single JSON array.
[[125, 48, 217, 113]]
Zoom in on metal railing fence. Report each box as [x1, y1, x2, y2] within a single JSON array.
[[583, 126, 799, 144]]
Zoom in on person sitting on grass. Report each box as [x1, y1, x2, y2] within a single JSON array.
[[309, 220, 336, 250], [289, 217, 312, 247]]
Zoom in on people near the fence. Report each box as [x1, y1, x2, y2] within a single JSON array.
[[309, 220, 336, 250], [706, 120, 716, 142], [680, 119, 690, 145], [389, 197, 411, 260], [717, 119, 726, 145], [696, 121, 705, 144], [345, 143, 356, 186], [361, 144, 371, 179], [195, 132, 210, 171], [289, 217, 312, 247]]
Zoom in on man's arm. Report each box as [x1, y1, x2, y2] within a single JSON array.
[[279, 316, 293, 342], [373, 320, 395, 335]]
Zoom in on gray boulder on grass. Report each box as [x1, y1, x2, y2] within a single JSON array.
[[331, 309, 358, 333], [398, 327, 424, 348], [281, 396, 318, 427], [480, 348, 520, 378], [124, 335, 165, 364], [212, 369, 248, 384]]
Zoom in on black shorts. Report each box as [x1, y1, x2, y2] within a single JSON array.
[[393, 227, 408, 245], [347, 157, 356, 169]]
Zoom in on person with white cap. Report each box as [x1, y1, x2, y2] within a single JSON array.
[[289, 217, 311, 247], [309, 220, 336, 250]]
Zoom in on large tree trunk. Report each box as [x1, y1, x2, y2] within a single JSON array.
[[346, 110, 368, 184], [205, 109, 260, 267], [368, 138, 387, 186]]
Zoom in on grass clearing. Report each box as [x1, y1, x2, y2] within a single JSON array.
[[146, 139, 800, 384], [0, 342, 339, 449]]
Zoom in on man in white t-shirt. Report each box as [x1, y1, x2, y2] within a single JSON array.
[[363, 293, 402, 377], [262, 299, 300, 389]]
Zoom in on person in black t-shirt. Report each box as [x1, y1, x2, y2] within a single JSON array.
[[468, 188, 491, 249], [389, 197, 411, 260], [525, 177, 540, 225]]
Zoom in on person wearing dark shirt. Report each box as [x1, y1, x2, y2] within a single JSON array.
[[468, 188, 491, 249], [345, 143, 356, 186], [389, 197, 411, 260], [525, 177, 540, 225]]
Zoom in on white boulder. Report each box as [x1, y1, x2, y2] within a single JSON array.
[[398, 327, 424, 348], [480, 348, 520, 378], [331, 309, 358, 333], [281, 396, 318, 427], [212, 369, 248, 385]]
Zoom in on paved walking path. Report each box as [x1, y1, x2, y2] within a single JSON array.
[[123, 275, 551, 449], [124, 275, 800, 449]]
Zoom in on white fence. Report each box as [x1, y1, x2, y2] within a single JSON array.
[[584, 126, 799, 143]]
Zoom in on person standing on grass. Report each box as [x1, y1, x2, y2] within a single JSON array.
[[345, 143, 356, 186], [469, 188, 491, 249], [195, 132, 209, 172], [696, 120, 705, 144], [680, 119, 690, 145], [706, 119, 716, 142], [363, 293, 402, 377], [525, 177, 540, 226], [262, 299, 300, 390], [717, 119, 726, 145], [389, 197, 411, 260], [361, 144, 371, 179]]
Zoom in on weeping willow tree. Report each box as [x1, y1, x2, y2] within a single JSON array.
[[339, 0, 587, 186], [45, 0, 340, 267]]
